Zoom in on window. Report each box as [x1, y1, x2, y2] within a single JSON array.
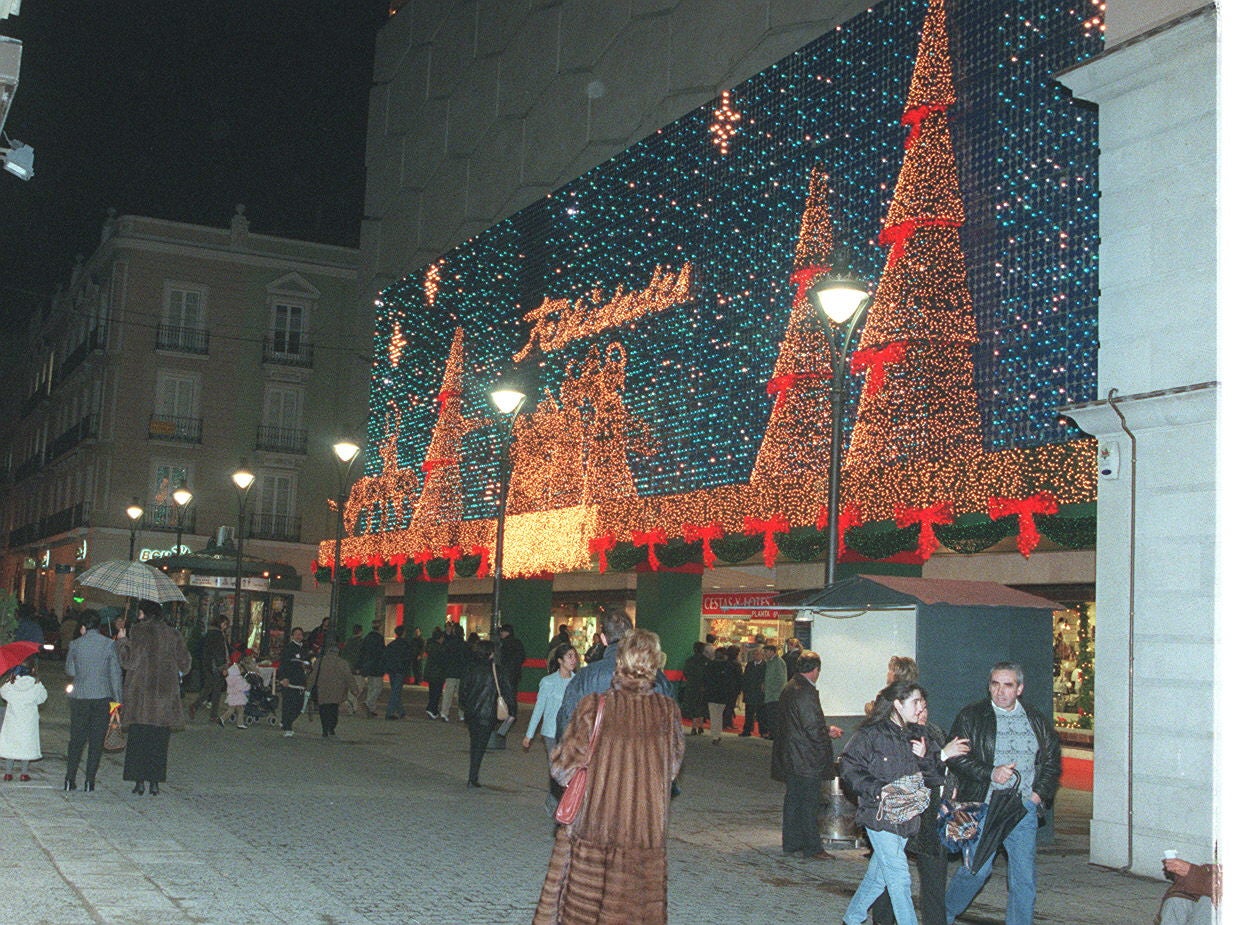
[[150, 372, 202, 442], [252, 472, 299, 541], [165, 287, 204, 329], [149, 464, 189, 528], [271, 302, 306, 356], [258, 385, 306, 453], [159, 285, 209, 353]]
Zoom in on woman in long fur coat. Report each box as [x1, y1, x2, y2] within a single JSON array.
[[532, 629, 684, 925]]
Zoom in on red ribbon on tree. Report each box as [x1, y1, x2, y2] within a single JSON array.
[[343, 555, 361, 585], [682, 522, 724, 569], [839, 503, 862, 560], [470, 544, 491, 577], [440, 545, 463, 581], [631, 529, 668, 571], [421, 458, 456, 474], [789, 264, 832, 305], [901, 103, 947, 149], [851, 341, 908, 395], [988, 492, 1059, 557], [879, 216, 963, 263], [366, 554, 384, 568], [743, 514, 790, 568], [390, 553, 408, 568], [894, 501, 954, 562], [588, 532, 617, 574], [435, 389, 461, 411], [766, 371, 828, 413], [413, 548, 435, 579]]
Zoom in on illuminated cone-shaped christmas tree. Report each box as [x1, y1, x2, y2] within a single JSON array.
[[412, 327, 472, 524], [749, 164, 837, 519], [842, 0, 985, 520]]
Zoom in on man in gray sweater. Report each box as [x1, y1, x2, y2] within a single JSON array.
[[64, 610, 124, 791]]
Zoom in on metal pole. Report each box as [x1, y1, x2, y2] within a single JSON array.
[[233, 492, 246, 644], [129, 526, 137, 561], [174, 505, 185, 561], [491, 419, 514, 641], [826, 373, 845, 588], [328, 481, 345, 645]]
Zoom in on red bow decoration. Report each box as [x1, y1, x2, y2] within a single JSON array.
[[766, 371, 828, 413], [894, 501, 954, 562], [470, 544, 491, 578], [632, 529, 668, 571], [435, 389, 461, 411], [366, 553, 384, 568], [413, 547, 435, 579], [744, 514, 790, 568], [789, 264, 832, 306], [879, 216, 963, 263], [440, 545, 463, 581], [390, 553, 408, 568], [421, 457, 455, 474], [815, 504, 829, 531], [344, 555, 361, 585], [588, 532, 617, 574], [988, 492, 1059, 557], [682, 522, 724, 569], [851, 341, 907, 395], [839, 503, 862, 559], [901, 103, 946, 149]]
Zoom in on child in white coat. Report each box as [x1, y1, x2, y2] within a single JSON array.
[[222, 661, 249, 729], [0, 659, 49, 781]]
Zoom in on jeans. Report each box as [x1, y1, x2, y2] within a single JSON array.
[[782, 774, 823, 854], [871, 848, 948, 925], [66, 698, 110, 783], [843, 828, 916, 925], [742, 698, 761, 735], [363, 675, 384, 713], [945, 800, 1038, 925], [194, 670, 224, 717], [441, 677, 461, 720], [386, 673, 406, 717]]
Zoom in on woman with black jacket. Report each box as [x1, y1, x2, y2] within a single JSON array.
[[459, 639, 515, 788], [839, 681, 967, 925]]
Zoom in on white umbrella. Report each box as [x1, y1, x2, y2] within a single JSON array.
[[75, 559, 187, 604]]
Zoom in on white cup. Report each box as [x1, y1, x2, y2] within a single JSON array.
[[1164, 849, 1178, 860]]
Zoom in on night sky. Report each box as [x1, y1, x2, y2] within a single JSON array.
[[0, 0, 388, 330]]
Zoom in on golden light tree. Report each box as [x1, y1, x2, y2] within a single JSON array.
[[412, 328, 479, 524]]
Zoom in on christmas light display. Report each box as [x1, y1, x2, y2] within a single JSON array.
[[320, 0, 1103, 579]]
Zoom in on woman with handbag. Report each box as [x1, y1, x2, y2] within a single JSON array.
[[839, 680, 956, 925], [532, 628, 684, 925], [459, 639, 514, 788]]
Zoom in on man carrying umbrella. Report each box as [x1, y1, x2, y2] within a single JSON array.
[[943, 662, 1061, 925]]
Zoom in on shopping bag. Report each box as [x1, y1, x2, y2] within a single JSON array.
[[103, 703, 126, 752]]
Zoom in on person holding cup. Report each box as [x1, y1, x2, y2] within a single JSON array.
[[1157, 851, 1220, 925]]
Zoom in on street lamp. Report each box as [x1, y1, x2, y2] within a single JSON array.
[[807, 246, 873, 588], [231, 468, 255, 645], [172, 488, 193, 558], [125, 499, 144, 561], [328, 441, 361, 648]]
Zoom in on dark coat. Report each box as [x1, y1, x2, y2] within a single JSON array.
[[680, 652, 709, 716], [442, 632, 469, 678], [307, 651, 353, 705], [357, 630, 385, 677], [703, 656, 737, 704], [382, 636, 415, 678], [200, 627, 229, 673], [742, 658, 766, 702], [277, 640, 310, 688], [840, 718, 941, 837], [499, 634, 526, 689], [423, 637, 447, 682], [947, 697, 1061, 808], [771, 673, 835, 781], [460, 655, 514, 728], [117, 618, 192, 728]]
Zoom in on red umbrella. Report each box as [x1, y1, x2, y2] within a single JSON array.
[[0, 641, 40, 676]]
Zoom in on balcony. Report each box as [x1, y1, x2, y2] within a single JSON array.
[[7, 501, 91, 548], [156, 323, 209, 355], [141, 505, 197, 534], [12, 454, 43, 483], [148, 414, 203, 444], [255, 425, 307, 455], [47, 414, 99, 462], [248, 512, 301, 542], [52, 326, 106, 390], [262, 333, 313, 368], [19, 388, 46, 419]]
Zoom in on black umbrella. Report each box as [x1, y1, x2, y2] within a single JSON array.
[[968, 770, 1030, 873]]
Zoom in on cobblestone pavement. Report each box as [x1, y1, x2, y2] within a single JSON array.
[[0, 662, 1166, 925]]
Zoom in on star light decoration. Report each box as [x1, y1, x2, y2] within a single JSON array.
[[324, 0, 1103, 576], [709, 90, 742, 155]]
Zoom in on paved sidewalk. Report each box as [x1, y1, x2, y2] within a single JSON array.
[[0, 662, 1167, 925]]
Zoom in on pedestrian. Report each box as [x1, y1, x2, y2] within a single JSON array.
[[761, 643, 786, 739], [739, 645, 766, 737], [782, 636, 803, 679], [116, 600, 192, 795], [276, 626, 311, 737], [839, 680, 957, 925], [459, 639, 514, 788], [943, 661, 1061, 925], [771, 649, 843, 858], [680, 641, 710, 735], [14, 605, 44, 645], [583, 631, 606, 664], [497, 623, 527, 722], [306, 639, 352, 737], [188, 616, 229, 722], [721, 645, 743, 731], [703, 646, 737, 744], [306, 617, 331, 657], [408, 625, 426, 686], [339, 623, 364, 714], [357, 619, 386, 718], [63, 609, 123, 791], [532, 628, 685, 925], [0, 656, 48, 782], [439, 621, 468, 722], [423, 627, 447, 719], [547, 624, 571, 659], [221, 662, 249, 728], [522, 643, 579, 814], [1157, 853, 1220, 925], [382, 624, 414, 719]]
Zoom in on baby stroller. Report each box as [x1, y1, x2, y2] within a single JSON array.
[[242, 667, 281, 727]]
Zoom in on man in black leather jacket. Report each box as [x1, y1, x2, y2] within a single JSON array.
[[771, 651, 843, 859], [944, 661, 1061, 924]]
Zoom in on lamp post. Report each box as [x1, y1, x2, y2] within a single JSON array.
[[328, 441, 361, 647], [807, 246, 873, 588], [172, 488, 193, 558], [125, 499, 144, 561], [231, 468, 255, 645]]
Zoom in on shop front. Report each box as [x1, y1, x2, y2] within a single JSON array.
[[700, 592, 793, 661]]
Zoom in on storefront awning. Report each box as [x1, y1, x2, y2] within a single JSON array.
[[758, 575, 1061, 612]]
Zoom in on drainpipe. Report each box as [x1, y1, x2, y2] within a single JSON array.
[[1105, 387, 1137, 873]]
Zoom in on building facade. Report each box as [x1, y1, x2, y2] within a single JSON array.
[[0, 207, 366, 646]]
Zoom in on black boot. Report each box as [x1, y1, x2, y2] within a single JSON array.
[[149, 782, 159, 795], [132, 780, 145, 794], [63, 778, 76, 791], [83, 780, 95, 792]]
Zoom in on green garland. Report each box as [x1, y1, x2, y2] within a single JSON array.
[[712, 533, 765, 564], [604, 543, 646, 572], [400, 562, 421, 582], [933, 517, 1014, 554], [654, 539, 703, 569], [424, 558, 451, 580], [376, 564, 398, 582], [844, 522, 919, 559], [456, 553, 482, 578], [313, 566, 333, 584], [1035, 512, 1096, 549], [353, 564, 375, 584], [775, 529, 831, 562]]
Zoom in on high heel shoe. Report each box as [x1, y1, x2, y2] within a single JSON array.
[[132, 781, 145, 795], [83, 780, 95, 792], [63, 778, 76, 791], [149, 782, 159, 795]]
